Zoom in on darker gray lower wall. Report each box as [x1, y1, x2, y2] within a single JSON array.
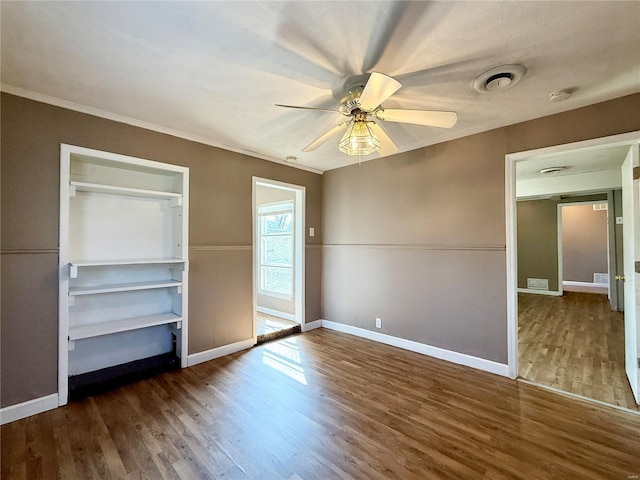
[[323, 94, 640, 365], [1, 254, 59, 404], [1, 93, 323, 408], [323, 247, 507, 362]]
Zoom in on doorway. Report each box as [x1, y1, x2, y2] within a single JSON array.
[[252, 178, 305, 344], [506, 131, 640, 410], [559, 201, 610, 296]]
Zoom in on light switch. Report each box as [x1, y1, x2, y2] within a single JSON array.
[[309, 227, 315, 237]]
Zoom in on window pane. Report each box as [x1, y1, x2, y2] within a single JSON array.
[[261, 266, 292, 296], [262, 236, 292, 266], [262, 213, 292, 235]]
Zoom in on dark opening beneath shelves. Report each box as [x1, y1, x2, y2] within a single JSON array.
[[68, 352, 180, 401]]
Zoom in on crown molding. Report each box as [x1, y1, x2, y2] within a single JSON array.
[[0, 84, 324, 175]]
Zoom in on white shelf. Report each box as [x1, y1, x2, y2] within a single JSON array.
[[69, 313, 182, 341], [70, 259, 185, 268], [70, 181, 181, 200], [69, 280, 182, 296]]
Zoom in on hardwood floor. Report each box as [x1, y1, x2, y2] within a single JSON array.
[[3, 328, 640, 479], [519, 291, 639, 411]]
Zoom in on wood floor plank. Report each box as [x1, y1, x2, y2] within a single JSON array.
[[519, 291, 639, 411], [3, 327, 640, 479]]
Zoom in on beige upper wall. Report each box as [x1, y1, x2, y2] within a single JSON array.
[[324, 128, 508, 246], [1, 95, 323, 249], [505, 94, 640, 154], [323, 93, 640, 363], [0, 93, 322, 407]]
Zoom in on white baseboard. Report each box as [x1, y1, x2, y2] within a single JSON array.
[[0, 393, 59, 425], [256, 306, 297, 322], [320, 320, 509, 377], [563, 281, 608, 288], [187, 338, 255, 367], [517, 288, 563, 296], [302, 319, 322, 332]]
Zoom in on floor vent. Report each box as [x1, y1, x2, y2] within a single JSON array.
[[594, 273, 609, 285], [527, 278, 549, 290]]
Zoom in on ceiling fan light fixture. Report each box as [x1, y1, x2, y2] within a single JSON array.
[[339, 121, 381, 156]]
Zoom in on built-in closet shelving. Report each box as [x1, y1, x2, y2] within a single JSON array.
[[58, 144, 189, 405]]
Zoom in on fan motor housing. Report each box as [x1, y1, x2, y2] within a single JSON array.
[[344, 74, 370, 95], [339, 74, 372, 115], [339, 93, 362, 115]]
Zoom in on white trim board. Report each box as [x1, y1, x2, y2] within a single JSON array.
[[187, 338, 255, 367], [0, 394, 58, 425], [320, 320, 509, 377], [517, 288, 563, 296], [563, 281, 608, 288]]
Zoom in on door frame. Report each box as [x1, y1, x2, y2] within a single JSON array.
[[252, 177, 306, 343], [505, 130, 640, 379], [621, 144, 639, 402], [557, 200, 611, 298]]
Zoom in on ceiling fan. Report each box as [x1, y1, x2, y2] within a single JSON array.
[[276, 72, 458, 157]]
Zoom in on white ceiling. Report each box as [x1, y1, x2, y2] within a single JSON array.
[[516, 145, 631, 181], [2, 1, 640, 172], [515, 143, 632, 198]]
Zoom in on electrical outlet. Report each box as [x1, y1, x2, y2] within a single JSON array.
[[309, 227, 315, 237], [375, 317, 382, 328]]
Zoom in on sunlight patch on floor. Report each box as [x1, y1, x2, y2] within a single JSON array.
[[263, 338, 307, 385]]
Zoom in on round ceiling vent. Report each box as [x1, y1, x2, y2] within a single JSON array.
[[539, 166, 569, 174], [473, 64, 526, 93]]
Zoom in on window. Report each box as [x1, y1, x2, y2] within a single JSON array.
[[258, 201, 293, 298]]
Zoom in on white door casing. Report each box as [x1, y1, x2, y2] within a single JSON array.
[[621, 144, 640, 404], [506, 131, 640, 381], [251, 177, 306, 342]]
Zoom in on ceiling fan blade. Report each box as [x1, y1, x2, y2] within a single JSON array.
[[358, 72, 402, 112], [302, 122, 349, 152], [276, 104, 340, 113], [369, 123, 398, 157], [375, 109, 458, 128]]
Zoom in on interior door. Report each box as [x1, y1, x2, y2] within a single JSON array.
[[622, 144, 640, 404]]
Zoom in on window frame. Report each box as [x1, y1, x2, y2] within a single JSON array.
[[257, 201, 294, 300]]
